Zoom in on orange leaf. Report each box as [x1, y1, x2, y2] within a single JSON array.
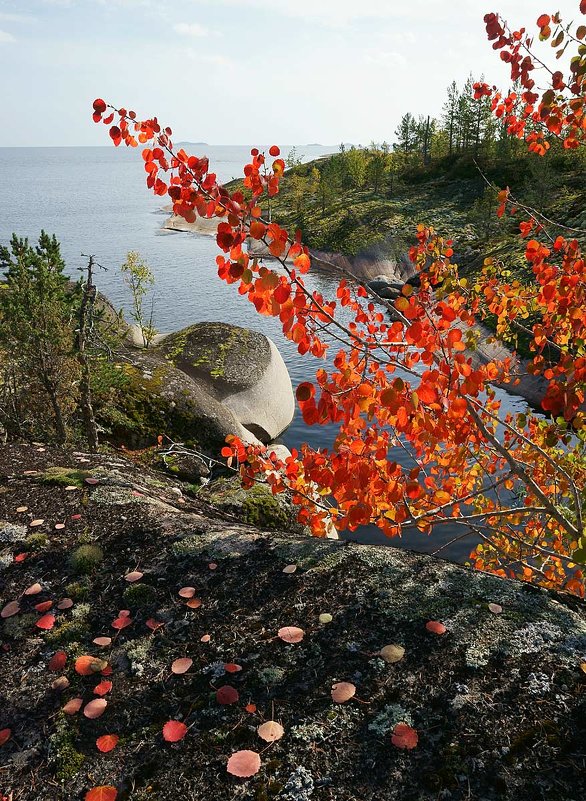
[[391, 722, 418, 750], [162, 720, 187, 742], [96, 734, 119, 753], [85, 786, 118, 801]]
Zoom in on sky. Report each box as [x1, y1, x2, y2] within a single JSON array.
[[0, 0, 582, 147]]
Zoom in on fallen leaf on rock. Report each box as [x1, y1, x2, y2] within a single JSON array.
[[75, 655, 108, 676], [187, 598, 202, 609], [85, 786, 118, 801], [14, 552, 28, 563], [318, 613, 332, 624], [426, 620, 447, 635], [257, 721, 284, 742], [245, 703, 257, 714], [64, 486, 79, 492], [171, 657, 193, 675], [488, 603, 503, 614], [54, 523, 66, 531], [30, 519, 44, 527], [0, 728, 12, 747], [178, 586, 196, 599], [24, 582, 42, 596], [217, 685, 239, 704], [35, 600, 53, 613], [62, 698, 83, 715], [379, 644, 405, 664], [224, 663, 242, 673], [112, 616, 132, 630], [57, 598, 74, 610], [48, 650, 67, 671], [52, 676, 70, 691], [93, 636, 112, 647], [227, 750, 261, 778], [85, 477, 100, 486], [16, 506, 28, 513], [118, 610, 131, 618], [162, 720, 187, 742], [282, 564, 297, 574], [124, 571, 143, 583], [200, 634, 211, 643], [83, 698, 107, 719], [146, 618, 163, 631], [23, 470, 38, 476], [70, 514, 82, 521], [96, 734, 119, 753], [331, 682, 356, 703], [36, 613, 56, 630], [93, 680, 113, 696], [1, 601, 20, 618], [278, 626, 305, 644], [391, 722, 418, 750]]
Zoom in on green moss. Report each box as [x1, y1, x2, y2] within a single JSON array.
[[45, 618, 90, 646], [49, 716, 85, 783], [123, 582, 157, 607], [70, 543, 104, 574], [24, 532, 49, 551], [64, 579, 90, 600], [241, 485, 292, 530], [2, 612, 36, 639], [41, 466, 90, 488]]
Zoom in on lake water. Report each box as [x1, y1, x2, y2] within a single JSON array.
[[0, 145, 528, 559]]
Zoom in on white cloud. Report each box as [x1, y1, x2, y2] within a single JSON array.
[[0, 12, 35, 24], [366, 50, 407, 69], [0, 29, 15, 43], [173, 21, 209, 37]]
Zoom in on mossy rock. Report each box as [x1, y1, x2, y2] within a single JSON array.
[[40, 466, 90, 488], [198, 477, 299, 531], [123, 582, 158, 607]]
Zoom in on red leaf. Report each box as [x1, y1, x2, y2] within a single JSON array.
[[48, 650, 67, 671], [269, 145, 280, 157], [162, 720, 188, 742], [224, 663, 242, 673], [93, 680, 113, 696], [391, 722, 418, 750], [0, 728, 11, 747], [75, 655, 108, 676], [92, 98, 107, 113], [35, 600, 53, 613], [96, 734, 119, 753], [36, 613, 55, 630], [278, 626, 305, 643], [216, 685, 239, 704], [425, 620, 447, 635], [85, 786, 117, 801], [62, 698, 83, 715]]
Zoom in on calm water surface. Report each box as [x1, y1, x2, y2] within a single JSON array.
[[0, 146, 528, 559]]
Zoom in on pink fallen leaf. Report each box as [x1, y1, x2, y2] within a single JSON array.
[[24, 582, 42, 596], [257, 721, 284, 742], [30, 519, 44, 527], [224, 663, 242, 673], [200, 634, 211, 643], [488, 603, 503, 614], [426, 620, 447, 635], [171, 657, 193, 675], [178, 586, 196, 599], [57, 598, 74, 610], [278, 626, 305, 644], [93, 636, 112, 647], [146, 618, 164, 631], [85, 477, 100, 486], [118, 610, 131, 618], [227, 749, 261, 778], [186, 597, 202, 609], [1, 601, 20, 619], [35, 600, 53, 613], [70, 514, 82, 521], [54, 523, 66, 531], [124, 571, 143, 583], [216, 685, 239, 705], [391, 722, 419, 750], [331, 682, 356, 703], [282, 564, 297, 574], [83, 698, 107, 719], [112, 616, 132, 630], [62, 697, 83, 715], [36, 613, 56, 630], [16, 506, 28, 513], [162, 720, 187, 742]]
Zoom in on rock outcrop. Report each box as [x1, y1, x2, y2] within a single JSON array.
[[0, 443, 585, 801]]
